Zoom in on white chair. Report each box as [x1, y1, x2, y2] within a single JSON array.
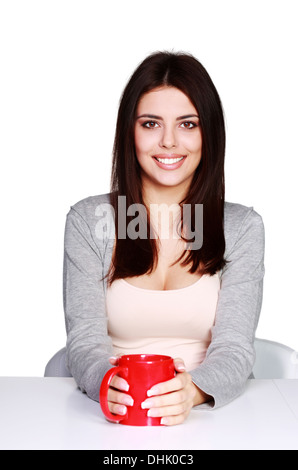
[[44, 338, 298, 379], [44, 347, 71, 377], [253, 338, 298, 379]]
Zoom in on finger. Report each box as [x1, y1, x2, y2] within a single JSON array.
[[109, 354, 121, 365], [147, 372, 191, 397], [108, 401, 127, 416], [142, 389, 187, 409], [173, 357, 186, 372], [160, 411, 190, 426], [146, 401, 192, 419], [108, 388, 134, 407], [110, 374, 130, 392], [142, 382, 196, 413]]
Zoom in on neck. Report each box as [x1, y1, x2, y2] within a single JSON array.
[[142, 181, 189, 207], [141, 182, 187, 240]]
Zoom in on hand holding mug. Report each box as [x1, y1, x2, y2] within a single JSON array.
[[100, 354, 204, 426], [140, 358, 198, 426], [106, 355, 134, 419]]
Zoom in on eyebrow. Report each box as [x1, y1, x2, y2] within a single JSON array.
[[136, 113, 199, 120]]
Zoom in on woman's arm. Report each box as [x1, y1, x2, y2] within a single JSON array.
[[190, 205, 265, 409], [63, 204, 114, 401]]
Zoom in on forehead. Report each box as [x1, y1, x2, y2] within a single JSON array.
[[137, 86, 197, 114]]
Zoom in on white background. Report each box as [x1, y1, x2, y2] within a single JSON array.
[[0, 0, 297, 376]]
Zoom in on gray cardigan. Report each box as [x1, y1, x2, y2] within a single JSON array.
[[63, 193, 265, 409]]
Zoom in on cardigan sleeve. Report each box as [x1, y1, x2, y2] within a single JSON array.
[[63, 207, 114, 401], [190, 207, 265, 409]]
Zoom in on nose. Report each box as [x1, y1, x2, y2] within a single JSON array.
[[159, 126, 177, 149]]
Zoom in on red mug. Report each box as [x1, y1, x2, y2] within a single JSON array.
[[99, 354, 175, 426]]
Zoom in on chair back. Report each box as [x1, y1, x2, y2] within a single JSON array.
[[44, 339, 298, 379], [44, 348, 71, 377], [253, 338, 298, 379]]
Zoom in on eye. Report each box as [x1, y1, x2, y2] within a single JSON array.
[[142, 121, 159, 129], [180, 121, 197, 129]]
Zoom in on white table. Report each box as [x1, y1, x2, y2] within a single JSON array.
[[1, 377, 298, 450]]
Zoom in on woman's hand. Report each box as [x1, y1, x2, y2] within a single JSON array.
[[107, 356, 210, 425], [107, 355, 134, 419], [141, 358, 209, 426]]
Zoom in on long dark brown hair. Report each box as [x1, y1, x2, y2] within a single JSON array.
[[109, 51, 226, 283]]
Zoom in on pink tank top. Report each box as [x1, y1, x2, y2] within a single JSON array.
[[106, 273, 220, 371]]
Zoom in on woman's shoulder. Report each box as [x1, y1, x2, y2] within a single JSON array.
[[224, 201, 264, 256], [70, 192, 112, 212], [224, 201, 263, 225], [66, 193, 115, 240], [67, 193, 113, 221]]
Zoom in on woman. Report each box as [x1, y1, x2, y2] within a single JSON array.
[[63, 51, 265, 426]]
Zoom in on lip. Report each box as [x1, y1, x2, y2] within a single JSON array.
[[152, 154, 187, 171]]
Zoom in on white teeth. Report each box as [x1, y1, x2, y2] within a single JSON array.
[[156, 157, 184, 164]]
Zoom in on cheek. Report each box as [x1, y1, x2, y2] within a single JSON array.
[[135, 128, 158, 155], [134, 131, 151, 168], [184, 130, 203, 154], [134, 130, 144, 157]]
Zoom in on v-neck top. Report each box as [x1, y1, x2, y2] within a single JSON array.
[[106, 273, 220, 371]]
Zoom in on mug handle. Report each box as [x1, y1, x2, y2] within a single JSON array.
[[99, 366, 128, 422]]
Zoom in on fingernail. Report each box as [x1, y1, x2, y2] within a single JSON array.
[[119, 405, 127, 415], [120, 381, 129, 392], [141, 400, 152, 409], [147, 387, 158, 397], [124, 396, 134, 406], [177, 363, 186, 371], [161, 417, 168, 425]]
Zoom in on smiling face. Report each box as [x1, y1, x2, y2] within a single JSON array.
[[134, 86, 203, 201]]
